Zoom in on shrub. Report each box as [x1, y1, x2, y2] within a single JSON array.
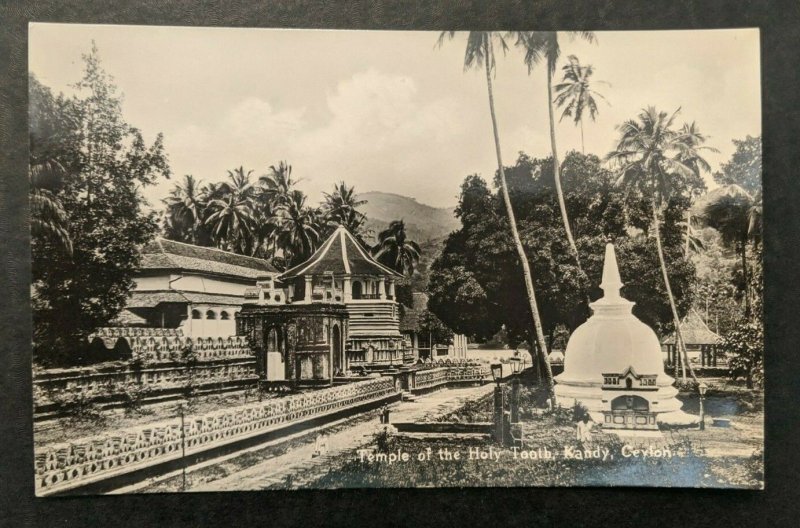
[[720, 320, 764, 389]]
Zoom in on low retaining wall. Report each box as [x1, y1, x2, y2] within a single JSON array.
[[34, 359, 259, 417], [410, 365, 487, 393], [33, 336, 259, 417], [392, 422, 492, 434], [34, 376, 399, 496]]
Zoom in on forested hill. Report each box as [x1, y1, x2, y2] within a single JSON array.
[[358, 192, 459, 244]]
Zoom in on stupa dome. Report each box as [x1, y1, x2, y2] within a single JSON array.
[[560, 244, 665, 381], [554, 244, 693, 428]]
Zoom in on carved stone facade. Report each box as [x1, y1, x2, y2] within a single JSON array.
[[236, 303, 349, 386]]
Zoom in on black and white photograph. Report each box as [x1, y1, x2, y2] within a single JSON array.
[[27, 23, 763, 495]]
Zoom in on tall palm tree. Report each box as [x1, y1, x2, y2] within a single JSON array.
[[513, 31, 596, 285], [204, 167, 257, 253], [372, 220, 421, 276], [275, 190, 321, 266], [323, 181, 369, 241], [700, 184, 762, 318], [163, 174, 205, 244], [259, 161, 298, 209], [553, 55, 608, 153], [29, 158, 72, 254], [607, 106, 712, 382], [438, 31, 554, 396], [323, 181, 367, 221]]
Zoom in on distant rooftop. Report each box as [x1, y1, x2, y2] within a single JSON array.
[[140, 238, 278, 280], [662, 309, 721, 345]]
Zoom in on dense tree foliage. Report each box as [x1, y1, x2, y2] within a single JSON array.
[[30, 45, 170, 365], [428, 151, 696, 350], [713, 135, 762, 194]]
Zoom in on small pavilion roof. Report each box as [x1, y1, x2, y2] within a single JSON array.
[[280, 226, 402, 280], [662, 309, 721, 345], [140, 238, 278, 280]]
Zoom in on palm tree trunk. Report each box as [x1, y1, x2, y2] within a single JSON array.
[[685, 210, 691, 260], [580, 120, 585, 154], [652, 200, 697, 383], [485, 41, 555, 400], [547, 66, 583, 276], [740, 239, 751, 318]]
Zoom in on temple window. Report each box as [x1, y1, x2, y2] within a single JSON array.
[[352, 281, 363, 299], [206, 310, 217, 320], [191, 309, 201, 320], [220, 311, 230, 320]]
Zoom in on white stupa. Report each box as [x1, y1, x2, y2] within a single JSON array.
[[554, 244, 695, 429]]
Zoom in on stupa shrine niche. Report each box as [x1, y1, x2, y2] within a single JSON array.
[[554, 244, 695, 430]]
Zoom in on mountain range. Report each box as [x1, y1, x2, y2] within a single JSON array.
[[357, 191, 459, 244]]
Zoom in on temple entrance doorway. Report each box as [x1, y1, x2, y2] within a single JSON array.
[[265, 327, 286, 381], [332, 324, 343, 374]]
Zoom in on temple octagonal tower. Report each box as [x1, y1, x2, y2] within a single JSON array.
[[554, 244, 695, 429]]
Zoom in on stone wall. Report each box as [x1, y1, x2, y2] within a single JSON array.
[[33, 335, 258, 414], [413, 363, 487, 391], [34, 376, 397, 496]]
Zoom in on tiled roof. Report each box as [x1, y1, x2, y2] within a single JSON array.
[[125, 290, 245, 308], [140, 238, 278, 279], [400, 292, 429, 332], [126, 290, 189, 308], [109, 309, 148, 326], [662, 309, 721, 345], [180, 292, 245, 306], [280, 226, 402, 280]]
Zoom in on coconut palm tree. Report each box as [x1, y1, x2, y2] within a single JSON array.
[[700, 184, 762, 318], [372, 220, 421, 276], [324, 181, 366, 221], [275, 190, 321, 266], [323, 181, 369, 241], [513, 31, 596, 283], [204, 167, 257, 253], [259, 161, 298, 209], [437, 31, 554, 396], [553, 55, 608, 153], [163, 174, 206, 244], [607, 106, 712, 382]]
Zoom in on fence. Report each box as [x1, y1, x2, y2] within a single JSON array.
[[34, 376, 398, 496]]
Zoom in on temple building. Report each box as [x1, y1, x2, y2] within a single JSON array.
[[554, 244, 694, 430], [237, 226, 413, 386], [116, 238, 279, 338]]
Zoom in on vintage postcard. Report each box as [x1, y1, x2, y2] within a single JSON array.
[[29, 24, 763, 494]]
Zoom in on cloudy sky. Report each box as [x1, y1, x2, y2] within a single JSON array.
[[29, 24, 760, 208]]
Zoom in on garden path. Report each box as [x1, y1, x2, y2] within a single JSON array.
[[190, 383, 495, 491]]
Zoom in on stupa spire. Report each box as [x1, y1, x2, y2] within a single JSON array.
[[600, 243, 624, 299]]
